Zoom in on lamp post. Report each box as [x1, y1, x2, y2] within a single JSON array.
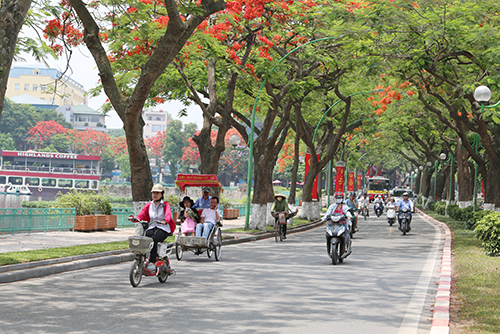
[[440, 152, 456, 205], [472, 85, 500, 212], [419, 165, 424, 204]]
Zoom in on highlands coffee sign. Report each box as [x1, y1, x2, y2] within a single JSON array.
[[0, 150, 99, 161]]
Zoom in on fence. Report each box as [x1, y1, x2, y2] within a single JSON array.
[[112, 207, 136, 229], [0, 208, 76, 235]]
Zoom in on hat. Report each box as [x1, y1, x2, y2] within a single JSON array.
[[151, 184, 165, 192], [274, 193, 286, 200], [179, 196, 195, 208], [202, 187, 211, 193], [403, 192, 409, 196], [334, 191, 343, 198]]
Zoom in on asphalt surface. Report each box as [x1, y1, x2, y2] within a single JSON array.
[[0, 212, 443, 333]]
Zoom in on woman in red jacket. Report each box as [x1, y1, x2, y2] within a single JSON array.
[[129, 184, 176, 272]]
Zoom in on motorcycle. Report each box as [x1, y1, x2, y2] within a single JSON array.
[[386, 205, 396, 226], [325, 213, 352, 265], [128, 218, 175, 287], [374, 202, 384, 217], [398, 208, 412, 235]]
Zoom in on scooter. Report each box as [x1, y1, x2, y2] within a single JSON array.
[[386, 204, 396, 226], [325, 213, 352, 265], [374, 202, 384, 217], [398, 208, 412, 235], [128, 218, 175, 287]]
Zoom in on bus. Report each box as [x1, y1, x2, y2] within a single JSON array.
[[366, 176, 390, 201], [0, 150, 100, 197]]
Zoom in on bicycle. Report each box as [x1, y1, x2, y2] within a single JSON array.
[[272, 210, 298, 242]]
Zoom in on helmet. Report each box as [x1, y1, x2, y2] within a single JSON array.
[[403, 192, 409, 196], [151, 184, 165, 193], [350, 192, 356, 197], [334, 191, 343, 204]]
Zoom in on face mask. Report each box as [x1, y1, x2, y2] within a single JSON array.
[[335, 197, 343, 204]]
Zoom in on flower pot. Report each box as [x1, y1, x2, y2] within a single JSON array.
[[95, 215, 107, 230], [74, 215, 96, 232], [105, 215, 117, 230], [223, 208, 239, 219], [172, 211, 180, 223]]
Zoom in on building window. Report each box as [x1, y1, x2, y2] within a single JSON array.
[[152, 125, 162, 132], [90, 116, 99, 123], [33, 84, 37, 91], [15, 83, 20, 90], [24, 84, 29, 91], [40, 85, 45, 91]]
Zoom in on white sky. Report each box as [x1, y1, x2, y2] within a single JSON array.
[[13, 45, 203, 130]]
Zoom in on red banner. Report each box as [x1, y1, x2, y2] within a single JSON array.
[[175, 174, 223, 192], [305, 153, 319, 200], [335, 165, 345, 193], [357, 174, 362, 190], [347, 172, 355, 192]]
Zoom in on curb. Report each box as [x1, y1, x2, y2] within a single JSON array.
[[417, 208, 452, 334], [0, 220, 324, 284]]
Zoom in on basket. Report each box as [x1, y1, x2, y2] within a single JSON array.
[[128, 236, 154, 253]]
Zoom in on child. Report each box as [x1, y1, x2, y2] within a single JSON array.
[[179, 196, 199, 236]]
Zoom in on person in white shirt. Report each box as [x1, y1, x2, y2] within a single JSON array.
[[196, 196, 221, 242]]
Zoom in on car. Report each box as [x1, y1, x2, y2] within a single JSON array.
[[391, 187, 414, 204]]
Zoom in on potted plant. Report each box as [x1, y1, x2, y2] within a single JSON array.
[[165, 193, 180, 223], [220, 195, 238, 219]]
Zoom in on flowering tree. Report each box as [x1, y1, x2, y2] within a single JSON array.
[[41, 0, 227, 202], [27, 120, 68, 150]]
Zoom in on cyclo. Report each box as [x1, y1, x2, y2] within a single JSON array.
[[173, 174, 223, 261]]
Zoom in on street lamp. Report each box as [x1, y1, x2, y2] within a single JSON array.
[[440, 152, 456, 205], [419, 165, 424, 205]]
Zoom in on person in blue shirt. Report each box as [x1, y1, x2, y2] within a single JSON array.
[[345, 192, 359, 232], [396, 192, 414, 231], [193, 187, 212, 209]]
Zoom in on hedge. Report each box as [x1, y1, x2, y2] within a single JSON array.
[[474, 212, 500, 256]]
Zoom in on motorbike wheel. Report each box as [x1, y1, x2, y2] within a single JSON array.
[[175, 244, 183, 261], [157, 264, 168, 283], [330, 241, 339, 265], [402, 222, 407, 235], [214, 231, 222, 261], [129, 259, 143, 288]]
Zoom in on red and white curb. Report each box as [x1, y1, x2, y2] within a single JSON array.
[[418, 210, 452, 334]]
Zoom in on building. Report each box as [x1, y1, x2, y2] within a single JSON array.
[[8, 94, 58, 111], [143, 109, 169, 138], [56, 104, 108, 132], [6, 66, 87, 106]]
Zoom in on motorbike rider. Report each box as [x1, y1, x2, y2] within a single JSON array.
[[396, 192, 414, 231], [323, 191, 352, 253], [373, 195, 384, 214], [345, 192, 359, 232], [360, 192, 370, 217], [128, 184, 176, 273]]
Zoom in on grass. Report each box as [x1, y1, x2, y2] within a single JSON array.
[[422, 209, 500, 333], [0, 236, 175, 267]]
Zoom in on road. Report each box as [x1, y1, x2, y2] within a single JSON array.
[[0, 212, 442, 333]]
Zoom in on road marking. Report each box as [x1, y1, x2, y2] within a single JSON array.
[[397, 215, 441, 334]]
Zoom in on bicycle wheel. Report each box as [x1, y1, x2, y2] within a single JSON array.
[[157, 264, 168, 283], [214, 229, 222, 261], [175, 243, 183, 261], [129, 259, 143, 287], [279, 224, 284, 241], [275, 222, 279, 242]]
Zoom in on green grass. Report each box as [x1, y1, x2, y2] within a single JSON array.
[[422, 209, 500, 333], [0, 236, 175, 267]]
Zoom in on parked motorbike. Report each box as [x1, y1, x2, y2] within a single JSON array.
[[398, 208, 412, 235], [374, 202, 384, 217], [325, 213, 352, 265], [386, 205, 396, 226], [128, 218, 175, 287]]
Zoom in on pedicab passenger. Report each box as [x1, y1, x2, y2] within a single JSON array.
[[179, 196, 200, 236], [196, 197, 221, 242], [128, 184, 176, 272]]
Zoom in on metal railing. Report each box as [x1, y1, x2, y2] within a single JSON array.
[[0, 208, 76, 235], [112, 207, 135, 228]]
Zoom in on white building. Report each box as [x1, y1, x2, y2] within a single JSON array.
[[142, 109, 169, 138]]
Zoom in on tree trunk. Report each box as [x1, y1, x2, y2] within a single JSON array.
[[288, 133, 300, 205], [456, 143, 473, 207], [0, 0, 33, 118]]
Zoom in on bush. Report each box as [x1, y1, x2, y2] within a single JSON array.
[[219, 194, 232, 210], [109, 196, 133, 203], [428, 201, 436, 211], [21, 201, 52, 208], [466, 210, 493, 230], [446, 204, 460, 220], [165, 193, 180, 212], [461, 206, 475, 224], [474, 212, 500, 256], [53, 189, 112, 216], [434, 201, 447, 215]]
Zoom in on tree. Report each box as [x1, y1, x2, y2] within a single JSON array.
[[162, 119, 186, 180], [0, 98, 39, 149], [60, 0, 226, 204], [0, 133, 15, 150], [27, 120, 68, 150]]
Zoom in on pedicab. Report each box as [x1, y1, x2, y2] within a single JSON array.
[[174, 174, 223, 261]]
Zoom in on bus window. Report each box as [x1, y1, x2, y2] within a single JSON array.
[[25, 177, 40, 186], [41, 178, 57, 187], [58, 179, 73, 188], [0, 176, 6, 184], [8, 177, 23, 185], [74, 180, 89, 189]]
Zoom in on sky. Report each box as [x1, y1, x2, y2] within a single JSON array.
[[13, 45, 203, 130]]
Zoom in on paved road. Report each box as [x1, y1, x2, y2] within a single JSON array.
[[0, 212, 441, 333]]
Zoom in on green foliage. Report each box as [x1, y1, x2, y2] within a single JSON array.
[[461, 206, 476, 225], [474, 212, 500, 256], [434, 201, 447, 215], [466, 210, 493, 230], [165, 193, 180, 212], [115, 154, 131, 179], [53, 189, 112, 216], [446, 204, 461, 220], [0, 133, 16, 150], [219, 194, 232, 209], [428, 201, 436, 211], [21, 201, 52, 208], [109, 196, 133, 203]]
